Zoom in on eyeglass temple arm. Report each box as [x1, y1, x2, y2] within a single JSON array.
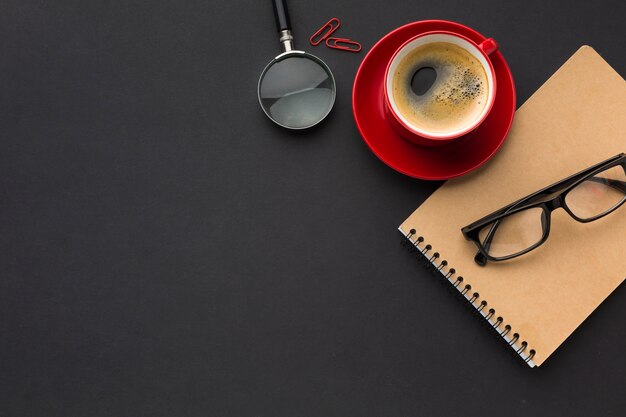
[[474, 218, 502, 266], [587, 176, 626, 192]]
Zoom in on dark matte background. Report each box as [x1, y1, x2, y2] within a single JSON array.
[[0, 0, 624, 416]]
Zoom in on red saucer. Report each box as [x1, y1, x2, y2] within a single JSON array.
[[352, 20, 516, 180]]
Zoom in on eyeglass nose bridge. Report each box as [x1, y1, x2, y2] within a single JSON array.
[[545, 195, 565, 211]]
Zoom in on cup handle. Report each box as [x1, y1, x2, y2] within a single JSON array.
[[479, 38, 498, 55]]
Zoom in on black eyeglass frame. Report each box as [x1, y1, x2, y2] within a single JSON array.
[[461, 153, 626, 266]]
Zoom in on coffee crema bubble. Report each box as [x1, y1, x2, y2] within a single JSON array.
[[391, 42, 489, 134]]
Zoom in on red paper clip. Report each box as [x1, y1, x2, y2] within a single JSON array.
[[310, 18, 340, 46], [325, 37, 362, 53]]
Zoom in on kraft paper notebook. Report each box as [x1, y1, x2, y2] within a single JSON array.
[[399, 46, 626, 367]]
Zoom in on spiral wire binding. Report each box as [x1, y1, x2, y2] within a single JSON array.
[[400, 227, 537, 367]]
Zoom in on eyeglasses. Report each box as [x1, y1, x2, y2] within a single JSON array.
[[462, 153, 626, 266]]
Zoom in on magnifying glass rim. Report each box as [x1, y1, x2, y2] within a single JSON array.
[[257, 50, 337, 130]]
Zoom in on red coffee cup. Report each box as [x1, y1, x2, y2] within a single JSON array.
[[384, 30, 499, 146]]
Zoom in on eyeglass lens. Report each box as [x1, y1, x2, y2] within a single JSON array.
[[564, 165, 626, 220], [478, 207, 547, 258]]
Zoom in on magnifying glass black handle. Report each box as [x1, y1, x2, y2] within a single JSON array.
[[272, 0, 291, 32]]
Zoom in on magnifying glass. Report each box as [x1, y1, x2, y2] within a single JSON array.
[[258, 0, 336, 130]]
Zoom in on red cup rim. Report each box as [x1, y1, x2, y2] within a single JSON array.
[[383, 30, 498, 141]]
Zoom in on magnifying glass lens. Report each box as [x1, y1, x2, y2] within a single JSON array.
[[259, 54, 335, 129]]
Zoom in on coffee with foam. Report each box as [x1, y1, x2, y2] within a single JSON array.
[[391, 42, 489, 134]]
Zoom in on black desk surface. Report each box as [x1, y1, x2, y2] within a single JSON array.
[[1, 1, 624, 416]]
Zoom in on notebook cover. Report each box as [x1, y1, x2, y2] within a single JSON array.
[[399, 46, 626, 367]]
